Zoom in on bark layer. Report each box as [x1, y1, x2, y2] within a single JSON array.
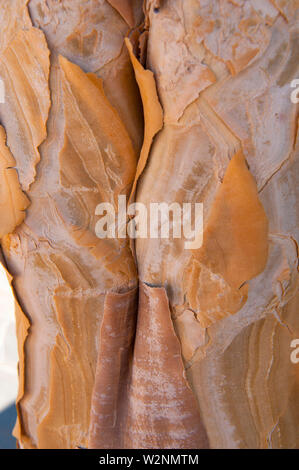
[[0, 0, 298, 449]]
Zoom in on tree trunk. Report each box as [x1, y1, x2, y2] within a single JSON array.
[[0, 0, 298, 449]]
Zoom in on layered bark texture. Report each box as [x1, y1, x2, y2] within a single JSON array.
[[0, 0, 298, 449]]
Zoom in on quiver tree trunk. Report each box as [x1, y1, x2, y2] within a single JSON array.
[[0, 0, 298, 449]]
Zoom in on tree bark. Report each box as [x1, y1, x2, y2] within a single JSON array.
[[0, 0, 298, 449]]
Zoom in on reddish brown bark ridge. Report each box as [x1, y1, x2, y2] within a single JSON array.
[[89, 282, 209, 449]]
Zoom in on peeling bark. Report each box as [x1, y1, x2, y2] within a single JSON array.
[[0, 0, 298, 449]]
